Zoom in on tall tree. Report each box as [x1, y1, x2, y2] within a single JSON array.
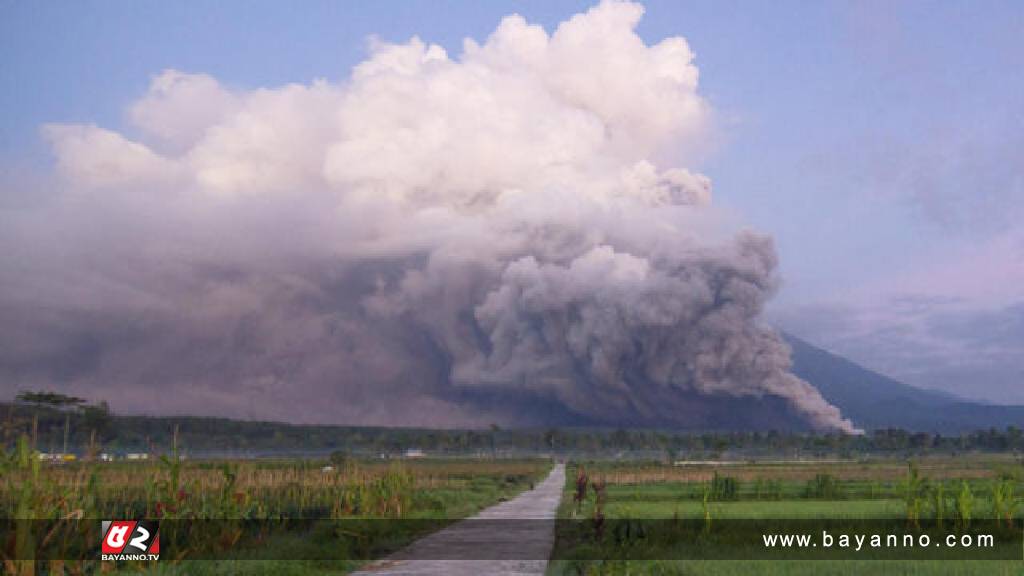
[[15, 390, 86, 452]]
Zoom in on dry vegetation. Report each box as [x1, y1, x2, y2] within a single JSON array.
[[0, 435, 551, 574]]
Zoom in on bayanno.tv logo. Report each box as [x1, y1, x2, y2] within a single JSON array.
[[100, 520, 160, 561]]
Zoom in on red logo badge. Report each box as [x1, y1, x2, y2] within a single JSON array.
[[101, 520, 159, 560]]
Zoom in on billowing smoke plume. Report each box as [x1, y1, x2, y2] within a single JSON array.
[[0, 1, 857, 432]]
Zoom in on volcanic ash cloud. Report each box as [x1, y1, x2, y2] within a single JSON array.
[[2, 1, 857, 433]]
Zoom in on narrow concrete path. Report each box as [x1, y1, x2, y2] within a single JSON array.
[[352, 462, 566, 576]]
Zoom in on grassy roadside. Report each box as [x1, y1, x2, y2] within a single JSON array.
[[152, 469, 549, 575]]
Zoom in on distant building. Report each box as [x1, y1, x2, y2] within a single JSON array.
[[37, 453, 76, 462], [403, 448, 426, 459], [125, 453, 150, 461]]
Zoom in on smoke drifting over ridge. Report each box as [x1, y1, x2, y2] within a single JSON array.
[[0, 2, 857, 432]]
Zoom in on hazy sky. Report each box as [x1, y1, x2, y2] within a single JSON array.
[[2, 1, 1021, 406]]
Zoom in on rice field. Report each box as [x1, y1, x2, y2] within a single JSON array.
[[548, 459, 1024, 575], [5, 432, 1024, 576]]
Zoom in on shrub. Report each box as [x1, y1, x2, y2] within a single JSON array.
[[708, 472, 739, 501], [804, 473, 841, 499]]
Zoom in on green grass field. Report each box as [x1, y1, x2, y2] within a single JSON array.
[[548, 460, 1024, 576]]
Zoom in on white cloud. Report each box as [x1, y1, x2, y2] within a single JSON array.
[[128, 70, 238, 152], [42, 124, 182, 188]]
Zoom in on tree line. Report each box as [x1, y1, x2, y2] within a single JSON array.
[[3, 394, 1024, 457]]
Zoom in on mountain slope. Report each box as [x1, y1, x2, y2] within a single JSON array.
[[786, 333, 1024, 433]]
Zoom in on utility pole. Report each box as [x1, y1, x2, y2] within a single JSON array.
[[63, 412, 70, 455]]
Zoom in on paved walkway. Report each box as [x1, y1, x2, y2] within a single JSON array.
[[352, 462, 566, 576]]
